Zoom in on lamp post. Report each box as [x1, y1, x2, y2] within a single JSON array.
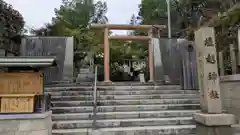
[[166, 0, 171, 38], [164, 0, 172, 84]]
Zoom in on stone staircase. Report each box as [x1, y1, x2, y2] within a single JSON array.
[[76, 68, 94, 82], [47, 84, 200, 135]]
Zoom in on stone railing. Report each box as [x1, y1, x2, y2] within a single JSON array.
[[220, 75, 240, 121], [220, 74, 240, 134]]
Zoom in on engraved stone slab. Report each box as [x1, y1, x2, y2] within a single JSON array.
[[195, 27, 222, 113]]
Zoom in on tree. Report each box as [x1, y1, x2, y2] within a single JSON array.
[[137, 0, 180, 37], [91, 1, 108, 24], [33, 0, 109, 74], [137, 0, 238, 39], [172, 0, 238, 39], [0, 0, 25, 56]]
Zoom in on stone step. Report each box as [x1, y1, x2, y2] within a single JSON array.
[[52, 106, 94, 114], [97, 117, 195, 128], [48, 89, 199, 96], [51, 95, 93, 101], [51, 94, 199, 101], [52, 112, 93, 120], [52, 99, 200, 107], [97, 85, 181, 90], [52, 110, 199, 120], [52, 100, 94, 107], [52, 104, 199, 114], [52, 128, 90, 135], [45, 86, 93, 92], [97, 104, 200, 112], [79, 68, 91, 73], [53, 117, 194, 129], [52, 125, 196, 135], [53, 120, 93, 129], [46, 85, 181, 91], [96, 110, 198, 120]]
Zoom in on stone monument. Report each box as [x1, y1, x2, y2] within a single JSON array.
[[194, 27, 236, 135]]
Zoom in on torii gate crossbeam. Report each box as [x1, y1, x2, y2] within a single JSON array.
[[91, 24, 166, 83]]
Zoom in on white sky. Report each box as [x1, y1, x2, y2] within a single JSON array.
[[5, 0, 141, 35]]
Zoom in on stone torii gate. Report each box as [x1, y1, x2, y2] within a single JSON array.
[[91, 24, 166, 82]]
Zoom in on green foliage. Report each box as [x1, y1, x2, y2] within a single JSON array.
[[0, 0, 25, 55], [213, 8, 240, 52], [137, 0, 238, 39], [175, 0, 238, 39], [137, 0, 180, 37], [33, 0, 108, 72], [139, 0, 168, 24], [109, 40, 147, 63]]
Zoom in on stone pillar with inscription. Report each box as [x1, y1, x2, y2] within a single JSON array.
[[194, 27, 236, 135]]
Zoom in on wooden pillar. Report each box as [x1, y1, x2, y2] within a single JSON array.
[[104, 28, 110, 82], [148, 29, 154, 82], [230, 44, 237, 74], [218, 51, 224, 76]]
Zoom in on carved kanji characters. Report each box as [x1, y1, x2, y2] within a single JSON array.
[[206, 54, 216, 64], [208, 72, 217, 81], [208, 90, 220, 99], [204, 37, 214, 47]]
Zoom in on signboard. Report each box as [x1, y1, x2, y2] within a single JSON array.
[[0, 72, 43, 94], [0, 95, 35, 113]]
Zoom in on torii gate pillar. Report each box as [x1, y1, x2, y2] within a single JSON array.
[[92, 24, 165, 82], [103, 27, 110, 82], [148, 29, 154, 82]]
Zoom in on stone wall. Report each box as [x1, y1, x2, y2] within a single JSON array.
[[21, 37, 74, 83], [0, 111, 52, 135], [220, 75, 240, 123]]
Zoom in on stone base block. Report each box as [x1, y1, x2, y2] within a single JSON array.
[[0, 111, 52, 135], [232, 124, 240, 135], [196, 123, 233, 135], [103, 80, 113, 85], [195, 113, 236, 126]]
